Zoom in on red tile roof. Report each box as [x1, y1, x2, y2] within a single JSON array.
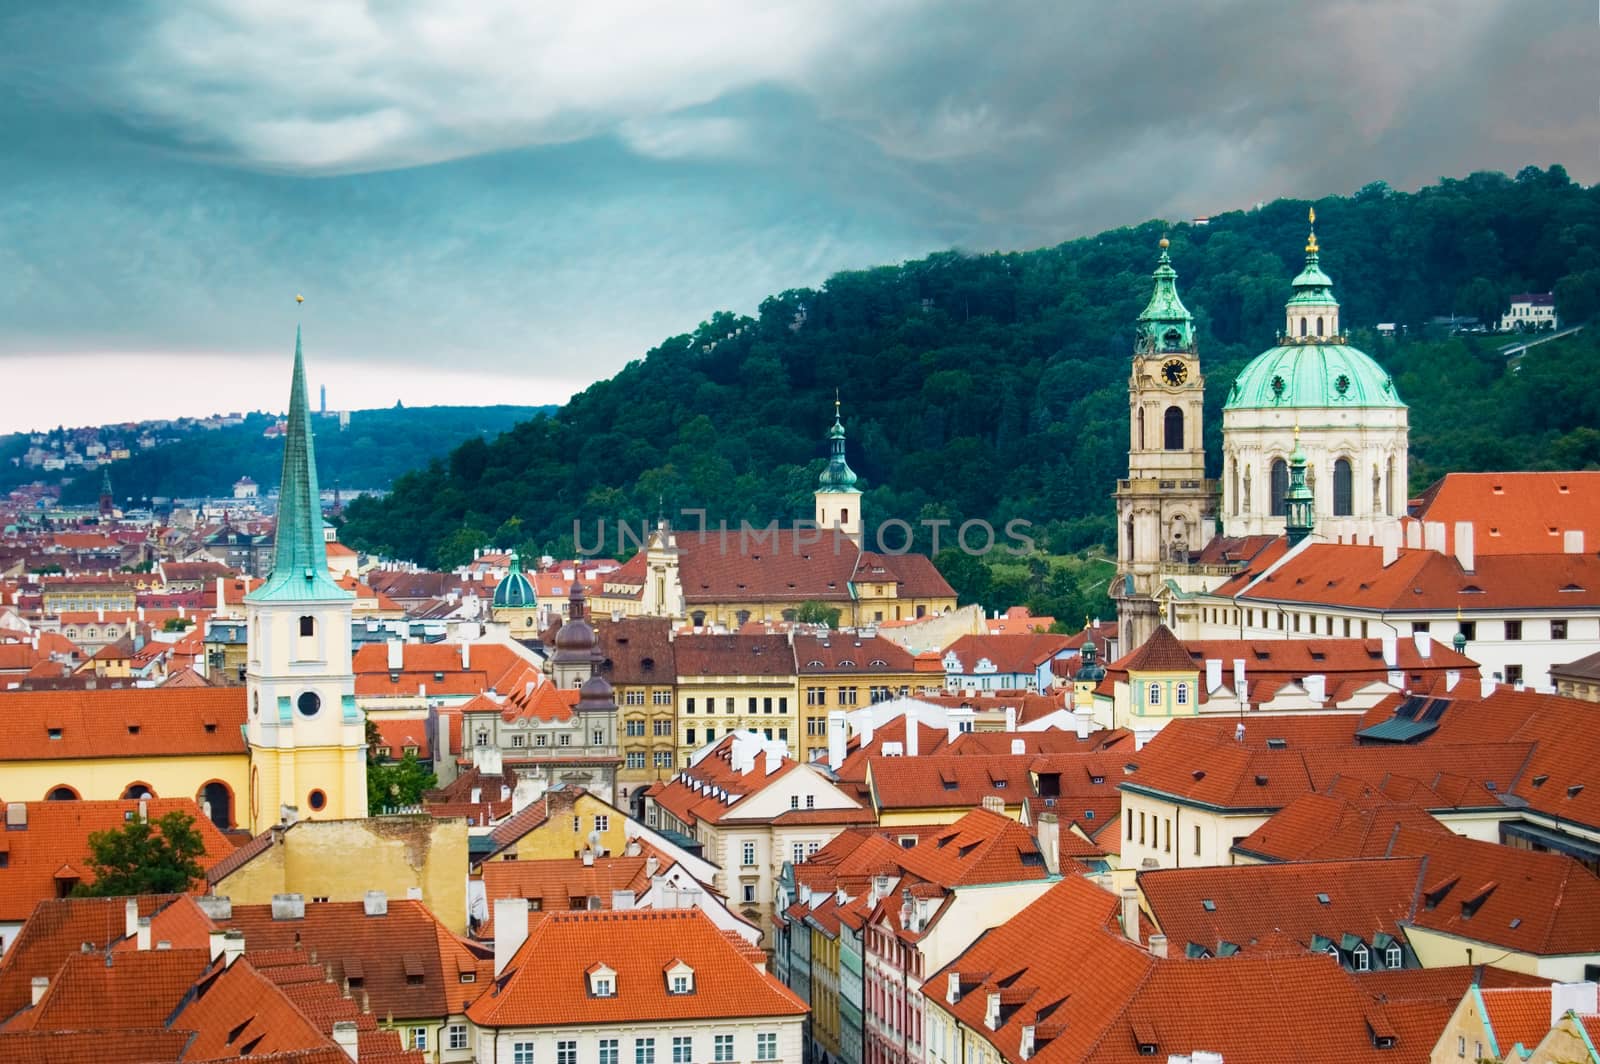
[[943, 633, 1074, 677], [1479, 986, 1566, 1059], [865, 754, 1035, 813], [0, 800, 237, 921], [0, 895, 182, 1020], [0, 1028, 194, 1063], [1411, 471, 1600, 556], [1231, 792, 1452, 862], [6, 948, 213, 1032], [794, 633, 916, 674], [0, 688, 246, 762], [673, 633, 797, 677], [467, 908, 806, 1027]]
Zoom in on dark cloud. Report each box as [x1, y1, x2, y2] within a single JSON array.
[[0, 1, 1592, 429]]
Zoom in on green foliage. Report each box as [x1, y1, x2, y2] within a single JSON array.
[[795, 600, 842, 627], [161, 617, 194, 632], [367, 751, 439, 814], [14, 406, 548, 502], [74, 810, 208, 896], [338, 168, 1600, 566]]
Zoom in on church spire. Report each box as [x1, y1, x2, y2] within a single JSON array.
[[817, 394, 860, 492], [1137, 236, 1194, 353], [1285, 426, 1315, 547], [248, 324, 350, 603], [1285, 206, 1341, 342]]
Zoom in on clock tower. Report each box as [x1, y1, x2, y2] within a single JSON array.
[[1113, 239, 1217, 651], [244, 326, 364, 829]]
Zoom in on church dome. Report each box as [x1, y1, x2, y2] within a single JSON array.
[[492, 553, 535, 609], [1225, 343, 1404, 410], [551, 580, 598, 662], [575, 673, 616, 711]]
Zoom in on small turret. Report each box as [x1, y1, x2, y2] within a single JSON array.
[[814, 394, 863, 548], [1284, 428, 1315, 547]]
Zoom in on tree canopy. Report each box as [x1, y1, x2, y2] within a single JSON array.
[[339, 167, 1600, 568], [75, 810, 208, 897]]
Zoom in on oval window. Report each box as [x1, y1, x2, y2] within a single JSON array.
[[308, 789, 327, 811], [297, 691, 321, 717]]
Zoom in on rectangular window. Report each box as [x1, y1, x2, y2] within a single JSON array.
[[840, 686, 858, 706], [626, 720, 646, 736], [536, 733, 549, 747], [593, 729, 605, 745], [757, 1033, 778, 1061], [672, 1036, 693, 1064], [626, 752, 646, 769], [409, 1028, 427, 1051], [764, 697, 773, 713], [559, 732, 572, 746], [1505, 619, 1522, 640], [514, 1045, 535, 1064], [1163, 818, 1171, 853], [636, 1039, 656, 1064], [600, 1040, 620, 1064], [1459, 621, 1476, 642], [715, 1035, 735, 1062], [511, 734, 525, 747], [806, 794, 815, 809], [743, 841, 757, 866], [1194, 824, 1201, 856], [685, 728, 697, 746], [1139, 811, 1146, 845], [558, 1041, 578, 1064], [807, 686, 825, 706], [654, 751, 673, 767], [1552, 619, 1569, 640], [793, 842, 806, 864], [749, 697, 758, 713], [686, 697, 696, 714], [654, 719, 673, 736], [743, 884, 757, 904], [1506, 664, 1523, 685], [779, 697, 788, 713], [1413, 620, 1429, 634], [790, 795, 800, 810], [447, 1025, 468, 1050], [594, 814, 609, 833], [625, 690, 646, 705]]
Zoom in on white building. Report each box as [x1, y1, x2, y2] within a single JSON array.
[[1501, 292, 1558, 332]]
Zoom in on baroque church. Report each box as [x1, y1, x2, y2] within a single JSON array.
[[1114, 211, 1409, 650]]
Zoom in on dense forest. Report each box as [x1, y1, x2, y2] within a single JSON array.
[[339, 166, 1600, 572], [35, 406, 548, 503]]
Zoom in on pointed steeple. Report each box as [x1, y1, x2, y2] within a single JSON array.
[[817, 394, 860, 493], [248, 326, 351, 603], [1285, 207, 1341, 341], [1285, 426, 1315, 547], [1137, 236, 1194, 353]]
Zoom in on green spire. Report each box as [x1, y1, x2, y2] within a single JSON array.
[[817, 394, 860, 493], [1137, 237, 1194, 353], [1285, 427, 1315, 547], [1288, 207, 1338, 305], [248, 326, 351, 604]]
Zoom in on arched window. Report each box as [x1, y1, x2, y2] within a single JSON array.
[[1137, 407, 1146, 450], [299, 616, 315, 637], [1163, 406, 1184, 451], [120, 783, 155, 799], [1270, 460, 1289, 516], [1175, 683, 1189, 706], [46, 785, 80, 801], [1316, 316, 1325, 336], [1299, 317, 1308, 337], [1333, 458, 1353, 516], [1147, 682, 1162, 706], [1125, 518, 1135, 561], [198, 781, 235, 829]]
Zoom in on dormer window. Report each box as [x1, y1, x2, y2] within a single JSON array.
[[588, 963, 617, 998], [665, 960, 695, 995]]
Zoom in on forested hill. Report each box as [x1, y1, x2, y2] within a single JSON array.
[[339, 166, 1600, 568], [39, 406, 549, 504]]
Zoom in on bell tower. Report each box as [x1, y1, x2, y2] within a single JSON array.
[[814, 396, 863, 549], [1113, 239, 1217, 651], [244, 324, 363, 829]]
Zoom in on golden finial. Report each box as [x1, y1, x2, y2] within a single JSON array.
[[295, 294, 304, 304], [834, 388, 841, 420], [1159, 236, 1169, 249], [1305, 207, 1319, 254]]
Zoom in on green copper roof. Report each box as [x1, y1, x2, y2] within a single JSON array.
[[1285, 437, 1314, 546], [494, 551, 536, 608], [248, 327, 352, 604], [1225, 343, 1404, 410], [817, 400, 861, 494], [1136, 241, 1194, 352]]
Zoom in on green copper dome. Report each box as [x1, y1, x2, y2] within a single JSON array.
[[1136, 239, 1194, 353], [1225, 344, 1404, 410], [493, 552, 535, 608], [817, 399, 861, 493]]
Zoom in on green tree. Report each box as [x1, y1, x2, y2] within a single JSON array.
[[935, 548, 992, 608], [367, 751, 439, 814], [75, 810, 208, 896], [795, 600, 842, 627]]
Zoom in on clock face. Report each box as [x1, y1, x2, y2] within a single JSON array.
[[1161, 359, 1188, 386]]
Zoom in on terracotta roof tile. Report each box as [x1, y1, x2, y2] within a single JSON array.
[[0, 688, 245, 761]]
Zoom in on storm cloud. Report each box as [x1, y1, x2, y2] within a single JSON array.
[[0, 1, 1593, 430]]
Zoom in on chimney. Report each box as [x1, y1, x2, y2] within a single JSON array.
[[125, 898, 140, 938], [1404, 521, 1422, 550], [1481, 675, 1496, 699], [985, 989, 1001, 1030], [645, 855, 660, 877], [1020, 1024, 1037, 1061], [138, 799, 148, 823], [1232, 659, 1246, 693], [461, 642, 471, 670], [271, 893, 305, 921], [947, 971, 962, 1004], [363, 890, 387, 916], [1382, 523, 1401, 567], [1205, 659, 1223, 692], [196, 895, 232, 921], [1004, 705, 1017, 733], [1550, 982, 1599, 1026], [494, 898, 530, 977], [5, 803, 26, 829], [860, 712, 874, 747], [216, 576, 226, 610], [612, 890, 636, 910], [1148, 933, 1168, 959], [982, 795, 1007, 815], [1303, 674, 1326, 703], [1446, 670, 1461, 692], [1036, 812, 1060, 875], [1565, 530, 1585, 555], [1454, 522, 1475, 572], [1121, 887, 1140, 944], [827, 711, 848, 772], [208, 928, 228, 962], [624, 838, 642, 858], [136, 916, 152, 951], [1413, 632, 1432, 659], [763, 749, 781, 776], [582, 849, 596, 866], [905, 718, 919, 758], [1424, 521, 1446, 553], [1382, 634, 1398, 668], [406, 887, 423, 901], [386, 639, 403, 670], [222, 930, 245, 967], [1010, 738, 1025, 755], [1074, 708, 1092, 740], [30, 976, 48, 1006], [333, 1020, 360, 1062]]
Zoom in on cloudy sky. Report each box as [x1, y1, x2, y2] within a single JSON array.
[[1, 1, 1593, 433]]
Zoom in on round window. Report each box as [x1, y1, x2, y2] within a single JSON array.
[[297, 691, 321, 717], [308, 789, 327, 811], [1334, 373, 1351, 395], [1270, 374, 1286, 397]]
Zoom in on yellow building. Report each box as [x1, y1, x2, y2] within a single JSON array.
[[673, 633, 801, 766], [795, 633, 920, 764], [1105, 624, 1201, 740], [594, 617, 679, 808], [477, 786, 630, 863], [0, 687, 249, 829], [207, 815, 470, 936], [809, 920, 843, 1060], [40, 580, 136, 614]]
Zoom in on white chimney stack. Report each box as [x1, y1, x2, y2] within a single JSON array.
[[221, 930, 245, 967], [1382, 523, 1401, 567], [333, 1020, 360, 1061], [827, 711, 848, 771], [1382, 634, 1398, 668], [125, 898, 140, 938], [1424, 521, 1446, 554], [763, 748, 781, 776], [136, 916, 152, 951], [1405, 521, 1423, 550], [1148, 933, 1168, 959], [363, 890, 387, 916], [1303, 674, 1326, 703], [1010, 738, 1026, 755], [860, 712, 874, 747], [1121, 887, 1140, 944], [905, 717, 919, 758], [494, 898, 531, 977], [1414, 632, 1432, 659], [1565, 530, 1585, 555], [1550, 982, 1599, 1026], [1481, 675, 1497, 699], [386, 639, 403, 670], [1074, 708, 1092, 740], [1004, 705, 1017, 733], [1446, 670, 1461, 692], [1454, 522, 1475, 572], [1205, 659, 1223, 693], [461, 642, 471, 670], [30, 976, 48, 1006]]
